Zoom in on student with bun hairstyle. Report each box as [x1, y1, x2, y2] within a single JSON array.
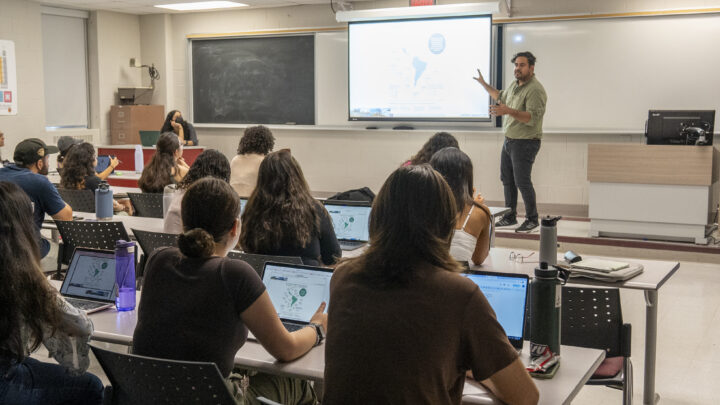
[[133, 177, 324, 405]]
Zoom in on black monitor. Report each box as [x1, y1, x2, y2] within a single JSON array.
[[645, 110, 715, 146]]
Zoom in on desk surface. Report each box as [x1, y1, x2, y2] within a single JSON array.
[[44, 211, 165, 235]]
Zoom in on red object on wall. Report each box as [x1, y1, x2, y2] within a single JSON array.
[[410, 0, 435, 6]]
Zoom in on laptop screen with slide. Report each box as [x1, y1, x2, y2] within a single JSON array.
[[60, 248, 117, 303], [322, 201, 371, 243], [262, 262, 333, 328], [461, 271, 529, 350]]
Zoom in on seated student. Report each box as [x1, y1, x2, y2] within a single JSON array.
[[161, 109, 198, 146], [133, 178, 324, 405], [0, 181, 104, 405], [430, 147, 492, 265], [323, 165, 539, 405], [230, 125, 275, 197], [402, 131, 459, 166], [138, 132, 189, 193], [60, 142, 133, 215], [56, 136, 82, 173], [164, 149, 231, 234], [239, 150, 341, 266], [0, 138, 72, 257]]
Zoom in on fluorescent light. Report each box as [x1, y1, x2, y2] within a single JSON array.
[[155, 1, 247, 11], [336, 3, 499, 22]]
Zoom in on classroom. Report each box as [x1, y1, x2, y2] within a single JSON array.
[[0, 0, 719, 404]]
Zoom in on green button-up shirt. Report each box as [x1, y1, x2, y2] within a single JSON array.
[[498, 75, 547, 139]]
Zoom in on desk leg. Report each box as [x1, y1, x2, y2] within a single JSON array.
[[644, 290, 660, 405]]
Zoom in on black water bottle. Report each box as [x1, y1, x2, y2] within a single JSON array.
[[529, 262, 562, 357]]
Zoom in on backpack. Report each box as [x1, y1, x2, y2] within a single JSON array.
[[326, 187, 375, 203]]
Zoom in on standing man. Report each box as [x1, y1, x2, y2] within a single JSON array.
[[0, 138, 73, 257], [474, 51, 547, 233]]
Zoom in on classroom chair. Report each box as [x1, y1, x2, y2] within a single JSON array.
[[127, 192, 164, 218], [131, 229, 179, 288], [90, 344, 237, 405], [57, 188, 96, 213], [226, 251, 304, 277], [139, 130, 161, 147], [54, 220, 130, 275], [561, 287, 633, 405]]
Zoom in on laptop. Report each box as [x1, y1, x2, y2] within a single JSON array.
[[322, 200, 372, 250], [240, 198, 247, 214], [59, 247, 117, 314], [461, 270, 529, 352], [261, 262, 333, 333]]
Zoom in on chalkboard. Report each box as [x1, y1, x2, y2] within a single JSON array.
[[191, 35, 315, 125]]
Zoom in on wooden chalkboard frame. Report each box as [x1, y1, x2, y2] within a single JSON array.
[[188, 33, 316, 126]]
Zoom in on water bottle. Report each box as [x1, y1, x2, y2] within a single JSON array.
[[134, 144, 144, 173], [539, 216, 562, 266], [115, 240, 136, 311], [162, 183, 177, 218], [529, 262, 563, 358], [95, 181, 113, 220]]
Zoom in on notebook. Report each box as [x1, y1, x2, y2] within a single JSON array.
[[461, 271, 530, 351], [59, 247, 117, 314], [261, 262, 333, 333], [571, 258, 629, 273], [322, 200, 372, 250]]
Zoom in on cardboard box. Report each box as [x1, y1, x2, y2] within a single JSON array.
[[110, 105, 165, 145]]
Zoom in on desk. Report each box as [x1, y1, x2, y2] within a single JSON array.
[[43, 211, 165, 235], [97, 145, 204, 173], [488, 206, 511, 218], [479, 247, 679, 405]]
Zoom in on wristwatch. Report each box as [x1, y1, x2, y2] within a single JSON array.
[[308, 322, 325, 346]]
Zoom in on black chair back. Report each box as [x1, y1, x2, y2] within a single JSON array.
[[131, 229, 179, 283], [54, 220, 130, 272], [561, 286, 623, 357], [90, 345, 237, 405], [57, 188, 96, 213], [227, 251, 303, 277], [127, 192, 164, 218]]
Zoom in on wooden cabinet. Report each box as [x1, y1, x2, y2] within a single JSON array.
[[110, 105, 164, 145]]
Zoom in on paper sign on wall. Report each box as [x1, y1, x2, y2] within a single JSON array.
[[0, 40, 18, 115]]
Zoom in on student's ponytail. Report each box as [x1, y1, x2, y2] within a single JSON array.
[[177, 228, 215, 258]]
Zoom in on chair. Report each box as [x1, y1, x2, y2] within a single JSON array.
[[131, 229, 179, 287], [128, 192, 164, 218], [90, 345, 237, 405], [57, 188, 96, 213], [54, 220, 130, 274], [561, 286, 633, 405], [139, 130, 161, 147], [227, 251, 303, 277]]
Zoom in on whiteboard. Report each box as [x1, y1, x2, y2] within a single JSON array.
[[503, 13, 720, 131]]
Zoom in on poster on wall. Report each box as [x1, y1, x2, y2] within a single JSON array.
[[0, 40, 18, 115]]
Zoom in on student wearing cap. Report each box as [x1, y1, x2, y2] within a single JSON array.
[[0, 138, 73, 257]]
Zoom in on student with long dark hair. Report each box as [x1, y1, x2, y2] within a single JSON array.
[[430, 147, 492, 265], [0, 181, 103, 405], [161, 110, 198, 146], [323, 165, 538, 405], [134, 178, 324, 404], [138, 132, 189, 193], [163, 149, 231, 234], [402, 131, 459, 166], [239, 149, 341, 266]]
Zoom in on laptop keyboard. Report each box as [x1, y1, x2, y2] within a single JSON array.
[[283, 323, 306, 332], [339, 240, 366, 251], [65, 298, 108, 312]]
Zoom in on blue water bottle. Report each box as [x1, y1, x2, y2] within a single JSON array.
[[115, 240, 136, 311], [95, 181, 113, 220]]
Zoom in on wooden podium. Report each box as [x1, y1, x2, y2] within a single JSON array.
[[587, 144, 719, 244]]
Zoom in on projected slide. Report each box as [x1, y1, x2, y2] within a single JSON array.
[[263, 265, 332, 322], [349, 15, 492, 121]]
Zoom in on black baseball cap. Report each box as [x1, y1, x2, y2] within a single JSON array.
[[14, 138, 59, 165]]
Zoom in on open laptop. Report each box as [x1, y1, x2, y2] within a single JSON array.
[[59, 247, 117, 314], [261, 262, 333, 333], [461, 270, 529, 352], [322, 200, 371, 250], [239, 197, 248, 214]]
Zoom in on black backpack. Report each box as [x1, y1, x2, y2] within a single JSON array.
[[326, 187, 375, 203]]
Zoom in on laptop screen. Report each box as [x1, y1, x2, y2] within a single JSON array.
[[262, 262, 333, 323], [323, 202, 371, 242], [60, 248, 117, 302], [240, 198, 247, 214], [461, 271, 529, 345]]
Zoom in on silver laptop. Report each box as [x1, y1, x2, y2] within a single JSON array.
[[59, 247, 117, 314], [322, 200, 371, 250], [461, 271, 529, 352], [262, 262, 333, 332]]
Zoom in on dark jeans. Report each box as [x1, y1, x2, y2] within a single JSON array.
[[500, 137, 541, 222], [0, 357, 103, 405]]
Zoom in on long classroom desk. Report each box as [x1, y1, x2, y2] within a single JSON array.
[[477, 247, 679, 405]]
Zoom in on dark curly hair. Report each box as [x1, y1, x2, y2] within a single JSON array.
[[237, 125, 275, 155], [60, 142, 96, 190], [512, 51, 536, 66], [409, 132, 459, 165], [177, 149, 231, 190]]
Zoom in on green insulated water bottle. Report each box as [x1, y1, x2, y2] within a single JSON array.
[[529, 262, 562, 358]]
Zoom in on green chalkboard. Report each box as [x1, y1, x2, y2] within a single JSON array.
[[191, 35, 315, 125]]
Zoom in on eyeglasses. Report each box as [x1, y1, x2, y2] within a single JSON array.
[[509, 251, 535, 263]]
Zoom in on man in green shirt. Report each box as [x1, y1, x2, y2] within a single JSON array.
[[474, 51, 547, 232]]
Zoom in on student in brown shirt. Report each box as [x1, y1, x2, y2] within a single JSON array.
[[324, 165, 538, 405]]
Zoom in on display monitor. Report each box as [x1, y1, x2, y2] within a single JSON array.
[[348, 15, 492, 122], [645, 110, 715, 145]]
